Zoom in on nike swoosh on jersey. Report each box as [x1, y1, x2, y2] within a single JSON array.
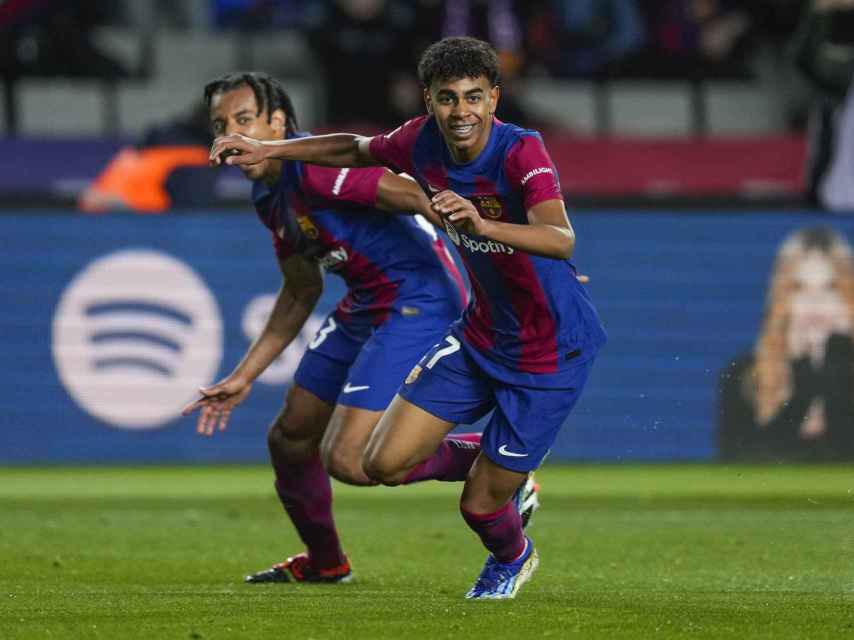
[[498, 445, 528, 458], [342, 383, 371, 394]]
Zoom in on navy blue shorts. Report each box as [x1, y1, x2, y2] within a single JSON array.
[[399, 334, 595, 473], [294, 311, 449, 411]]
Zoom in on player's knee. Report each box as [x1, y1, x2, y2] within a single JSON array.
[[459, 492, 496, 516], [361, 449, 406, 486], [323, 444, 373, 486], [267, 415, 316, 464]]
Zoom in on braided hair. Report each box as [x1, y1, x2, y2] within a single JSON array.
[[203, 71, 299, 135]]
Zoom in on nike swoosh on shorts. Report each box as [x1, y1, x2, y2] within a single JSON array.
[[498, 445, 528, 458], [342, 383, 371, 394]]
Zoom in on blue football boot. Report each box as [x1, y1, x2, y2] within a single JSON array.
[[465, 537, 539, 600]]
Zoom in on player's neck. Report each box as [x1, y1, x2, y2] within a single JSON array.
[[446, 120, 492, 164]]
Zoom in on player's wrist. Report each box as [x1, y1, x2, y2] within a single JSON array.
[[229, 370, 256, 388], [260, 140, 280, 160], [478, 218, 500, 239]]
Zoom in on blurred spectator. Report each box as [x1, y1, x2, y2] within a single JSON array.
[[791, 0, 854, 209], [79, 102, 217, 213], [718, 227, 854, 461], [817, 78, 854, 211], [692, 1, 752, 69], [305, 0, 420, 127], [211, 0, 311, 30], [527, 0, 646, 78], [602, 0, 758, 79], [442, 0, 523, 65], [115, 0, 211, 31], [0, 1, 128, 80]]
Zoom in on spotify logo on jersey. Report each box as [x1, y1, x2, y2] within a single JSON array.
[[52, 250, 223, 430]]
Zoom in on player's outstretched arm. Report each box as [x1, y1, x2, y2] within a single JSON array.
[[432, 191, 575, 260], [375, 171, 442, 226], [183, 255, 323, 436], [209, 133, 379, 169]]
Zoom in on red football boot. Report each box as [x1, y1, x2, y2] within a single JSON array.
[[245, 553, 352, 584]]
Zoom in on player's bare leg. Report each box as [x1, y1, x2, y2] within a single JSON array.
[[247, 384, 352, 584], [268, 384, 332, 465], [362, 396, 479, 485], [363, 395, 539, 599], [319, 405, 383, 486]]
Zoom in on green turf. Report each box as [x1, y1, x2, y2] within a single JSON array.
[[1, 465, 852, 639]]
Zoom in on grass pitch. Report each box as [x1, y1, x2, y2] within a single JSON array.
[[1, 465, 852, 639]]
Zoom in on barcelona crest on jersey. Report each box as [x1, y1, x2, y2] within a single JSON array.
[[297, 215, 320, 239], [474, 196, 503, 220]]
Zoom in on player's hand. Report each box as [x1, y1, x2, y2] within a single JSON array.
[[576, 274, 590, 284], [182, 376, 253, 437], [209, 134, 267, 167], [431, 191, 488, 236]]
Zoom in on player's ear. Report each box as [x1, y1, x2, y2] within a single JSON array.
[[424, 88, 433, 115], [489, 85, 500, 116], [270, 109, 286, 135]]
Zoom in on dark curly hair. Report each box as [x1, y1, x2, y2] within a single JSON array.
[[417, 37, 499, 89], [203, 71, 298, 135]]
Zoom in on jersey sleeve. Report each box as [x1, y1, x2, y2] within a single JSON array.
[[367, 116, 426, 175], [300, 164, 384, 208], [504, 134, 563, 211]]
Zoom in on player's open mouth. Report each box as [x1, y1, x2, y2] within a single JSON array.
[[449, 123, 476, 138]]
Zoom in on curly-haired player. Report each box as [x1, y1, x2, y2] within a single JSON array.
[[209, 40, 606, 599]]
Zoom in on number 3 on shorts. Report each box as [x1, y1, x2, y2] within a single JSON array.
[[425, 335, 460, 369], [309, 317, 337, 349]]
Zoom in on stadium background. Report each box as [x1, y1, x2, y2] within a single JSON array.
[[3, 0, 848, 464], [3, 3, 853, 639]]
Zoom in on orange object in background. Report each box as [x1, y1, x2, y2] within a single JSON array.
[[78, 146, 210, 213]]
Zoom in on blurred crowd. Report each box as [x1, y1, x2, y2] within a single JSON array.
[[4, 0, 854, 210], [0, 1, 816, 125]]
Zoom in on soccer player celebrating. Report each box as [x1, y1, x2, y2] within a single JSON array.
[[209, 39, 606, 600], [185, 71, 508, 585]]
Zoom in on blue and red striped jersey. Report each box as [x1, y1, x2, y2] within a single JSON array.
[[370, 115, 606, 382], [252, 133, 465, 329]]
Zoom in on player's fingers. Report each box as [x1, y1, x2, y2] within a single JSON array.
[[196, 409, 210, 435], [225, 149, 261, 166], [218, 410, 231, 432], [576, 275, 590, 284], [448, 210, 473, 222], [209, 139, 230, 163], [196, 406, 211, 435], [182, 398, 205, 416], [430, 191, 458, 208], [225, 153, 250, 166], [203, 414, 216, 437], [432, 199, 467, 215], [200, 405, 219, 437]]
